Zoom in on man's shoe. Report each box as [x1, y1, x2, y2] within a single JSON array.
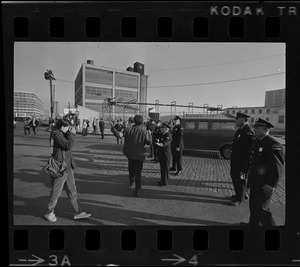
[[157, 181, 167, 186], [175, 171, 182, 176], [74, 211, 91, 220], [135, 190, 141, 197], [169, 167, 176, 171], [44, 212, 57, 222], [230, 200, 243, 206]]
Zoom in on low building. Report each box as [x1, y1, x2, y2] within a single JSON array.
[[223, 105, 285, 130]]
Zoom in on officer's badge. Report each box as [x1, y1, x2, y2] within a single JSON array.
[[272, 144, 282, 151], [259, 147, 263, 152]]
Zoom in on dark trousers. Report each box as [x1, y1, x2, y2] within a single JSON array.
[[249, 183, 276, 226], [150, 143, 154, 157], [24, 127, 30, 135], [230, 164, 247, 202], [100, 130, 104, 139], [128, 159, 143, 191], [171, 148, 183, 171], [31, 126, 37, 135], [153, 141, 158, 160], [159, 158, 170, 185]]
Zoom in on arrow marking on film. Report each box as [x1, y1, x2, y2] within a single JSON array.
[[161, 254, 186, 265], [18, 255, 45, 266]]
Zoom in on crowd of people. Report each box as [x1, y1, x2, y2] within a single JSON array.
[[43, 112, 284, 226], [23, 116, 38, 136]]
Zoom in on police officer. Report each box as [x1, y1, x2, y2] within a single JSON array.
[[156, 123, 172, 186], [170, 116, 184, 176], [230, 112, 256, 206], [240, 118, 284, 226], [151, 120, 162, 162]]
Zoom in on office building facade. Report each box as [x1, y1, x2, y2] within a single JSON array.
[[74, 60, 148, 119], [14, 91, 44, 118], [265, 88, 285, 107]]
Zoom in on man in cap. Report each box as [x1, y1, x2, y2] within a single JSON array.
[[156, 123, 172, 186], [230, 112, 256, 206], [170, 116, 184, 176], [151, 120, 162, 162], [240, 118, 284, 226]]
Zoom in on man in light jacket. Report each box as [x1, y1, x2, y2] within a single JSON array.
[[123, 115, 152, 197]]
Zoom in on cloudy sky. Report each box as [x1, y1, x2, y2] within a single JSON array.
[[14, 42, 285, 115]]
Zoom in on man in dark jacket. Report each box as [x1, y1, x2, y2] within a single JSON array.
[[156, 123, 172, 186], [45, 118, 91, 222], [230, 112, 256, 206], [151, 120, 162, 162], [123, 115, 152, 197], [99, 118, 105, 139], [170, 116, 184, 176], [240, 118, 284, 226]]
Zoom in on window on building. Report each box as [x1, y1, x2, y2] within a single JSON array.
[[266, 109, 270, 114], [251, 109, 255, 114], [251, 118, 254, 123], [266, 117, 269, 121], [244, 109, 248, 114], [227, 110, 229, 114], [278, 115, 284, 124], [259, 109, 262, 114], [232, 110, 236, 114]]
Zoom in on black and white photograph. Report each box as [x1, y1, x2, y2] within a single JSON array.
[[13, 42, 285, 226]]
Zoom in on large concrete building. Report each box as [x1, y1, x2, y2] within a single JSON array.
[[14, 91, 44, 118], [223, 89, 285, 130], [74, 60, 148, 120]]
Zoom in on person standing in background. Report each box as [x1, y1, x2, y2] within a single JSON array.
[[170, 116, 184, 176], [99, 118, 105, 139], [156, 123, 172, 186]]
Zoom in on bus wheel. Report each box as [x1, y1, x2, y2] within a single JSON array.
[[220, 145, 231, 159]]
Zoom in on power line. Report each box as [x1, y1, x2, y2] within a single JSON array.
[[55, 78, 74, 84], [147, 53, 285, 72], [148, 72, 285, 89]]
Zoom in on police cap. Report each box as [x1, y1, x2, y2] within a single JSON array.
[[253, 118, 274, 128], [236, 112, 250, 119]]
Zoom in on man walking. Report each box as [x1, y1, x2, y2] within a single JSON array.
[[230, 112, 256, 206], [170, 116, 184, 176], [123, 115, 152, 197], [240, 118, 284, 226]]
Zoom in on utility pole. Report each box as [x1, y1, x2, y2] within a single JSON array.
[[44, 69, 56, 121]]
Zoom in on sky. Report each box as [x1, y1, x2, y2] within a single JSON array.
[[14, 42, 285, 115]]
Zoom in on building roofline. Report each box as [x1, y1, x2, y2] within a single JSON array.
[[82, 63, 144, 77]]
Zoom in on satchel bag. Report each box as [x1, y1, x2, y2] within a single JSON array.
[[42, 143, 67, 178]]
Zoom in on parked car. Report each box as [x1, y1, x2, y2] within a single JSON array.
[[181, 116, 236, 159]]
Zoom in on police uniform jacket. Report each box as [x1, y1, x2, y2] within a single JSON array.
[[157, 131, 172, 160], [50, 129, 77, 170], [171, 124, 184, 150], [242, 135, 284, 188], [99, 120, 105, 131], [153, 125, 161, 141], [123, 125, 152, 161], [231, 124, 256, 168]]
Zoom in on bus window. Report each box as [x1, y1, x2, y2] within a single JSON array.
[[185, 122, 196, 129], [212, 122, 235, 130], [198, 121, 209, 130]]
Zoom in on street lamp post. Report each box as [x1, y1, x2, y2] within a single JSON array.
[[44, 69, 56, 121]]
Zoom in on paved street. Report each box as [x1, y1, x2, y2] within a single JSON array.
[[13, 125, 285, 226]]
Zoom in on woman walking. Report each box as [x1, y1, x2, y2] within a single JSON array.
[[44, 118, 91, 222]]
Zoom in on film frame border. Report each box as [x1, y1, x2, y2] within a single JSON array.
[[3, 1, 300, 266]]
